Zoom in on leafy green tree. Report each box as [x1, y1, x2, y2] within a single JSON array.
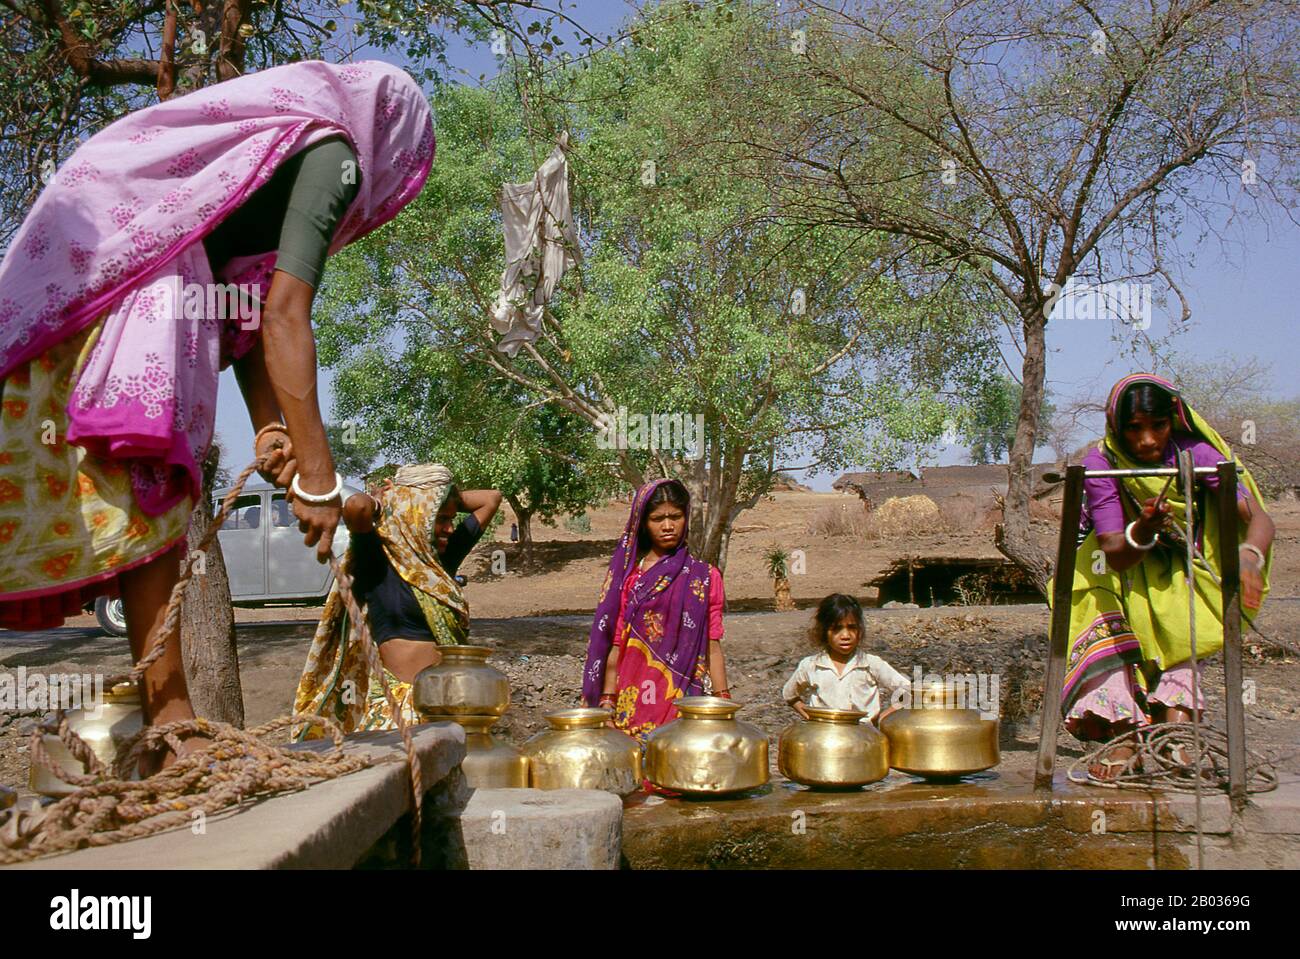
[[325, 420, 381, 482], [964, 376, 1056, 465], [317, 4, 1001, 569], [0, 0, 606, 247], [321, 332, 611, 561], [713, 0, 1300, 590]]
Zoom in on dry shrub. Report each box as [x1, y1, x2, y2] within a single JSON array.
[[863, 495, 943, 540], [937, 492, 1000, 533], [806, 500, 871, 537], [1028, 497, 1061, 523]]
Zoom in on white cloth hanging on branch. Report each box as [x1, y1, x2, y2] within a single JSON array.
[[491, 132, 579, 357]]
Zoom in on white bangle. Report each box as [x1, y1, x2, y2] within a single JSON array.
[[1124, 519, 1157, 551], [1240, 543, 1266, 571], [291, 471, 343, 504]]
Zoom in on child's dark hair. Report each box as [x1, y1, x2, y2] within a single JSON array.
[[808, 593, 864, 648], [637, 479, 691, 551], [1118, 382, 1176, 432]]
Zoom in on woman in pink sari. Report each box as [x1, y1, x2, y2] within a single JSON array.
[[0, 60, 434, 762]]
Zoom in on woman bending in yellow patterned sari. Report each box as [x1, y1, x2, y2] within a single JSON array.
[[293, 464, 498, 735]]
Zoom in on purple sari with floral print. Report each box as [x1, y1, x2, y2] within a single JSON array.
[[582, 479, 713, 740]]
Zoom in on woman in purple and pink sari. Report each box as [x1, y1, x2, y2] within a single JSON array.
[[0, 60, 434, 758], [582, 479, 729, 742]]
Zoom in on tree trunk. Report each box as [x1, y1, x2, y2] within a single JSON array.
[[507, 495, 534, 564], [774, 576, 795, 611], [997, 310, 1053, 597], [701, 447, 744, 571], [682, 453, 708, 558], [178, 491, 245, 727]]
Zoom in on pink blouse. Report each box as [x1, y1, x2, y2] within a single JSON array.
[[612, 564, 725, 647]]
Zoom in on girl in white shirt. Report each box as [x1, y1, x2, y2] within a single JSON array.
[[782, 593, 910, 723]]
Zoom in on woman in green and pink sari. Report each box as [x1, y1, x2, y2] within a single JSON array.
[[583, 479, 729, 742], [1060, 373, 1274, 780]]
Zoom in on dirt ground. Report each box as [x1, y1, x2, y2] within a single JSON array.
[[4, 491, 1299, 800]]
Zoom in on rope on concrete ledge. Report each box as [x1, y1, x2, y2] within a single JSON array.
[[0, 453, 423, 866], [1067, 721, 1279, 794]]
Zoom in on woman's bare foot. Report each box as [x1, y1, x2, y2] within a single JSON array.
[[135, 729, 213, 779], [1089, 742, 1139, 781]]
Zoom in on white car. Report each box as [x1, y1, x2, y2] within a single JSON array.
[[92, 481, 361, 635]]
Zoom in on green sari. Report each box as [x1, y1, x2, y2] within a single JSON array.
[[1053, 374, 1271, 722]]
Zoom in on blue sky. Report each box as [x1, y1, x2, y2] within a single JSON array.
[[211, 2, 1299, 493]]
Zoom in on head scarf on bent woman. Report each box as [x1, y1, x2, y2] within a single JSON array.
[[582, 478, 717, 740], [1055, 372, 1272, 723], [294, 464, 469, 739], [0, 59, 433, 517], [0, 60, 434, 629]]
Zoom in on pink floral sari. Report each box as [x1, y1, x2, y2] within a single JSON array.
[[0, 60, 433, 627], [0, 59, 434, 516]]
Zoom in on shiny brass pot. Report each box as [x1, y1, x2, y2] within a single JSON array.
[[522, 708, 642, 796], [645, 696, 769, 795], [880, 685, 999, 778], [411, 645, 510, 717], [433, 714, 529, 788], [30, 681, 144, 797], [778, 707, 889, 788]]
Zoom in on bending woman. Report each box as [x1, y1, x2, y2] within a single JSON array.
[[0, 61, 434, 755], [1061, 373, 1274, 780], [293, 464, 488, 736], [582, 479, 729, 741]]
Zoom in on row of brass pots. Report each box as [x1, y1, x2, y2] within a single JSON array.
[[30, 681, 144, 798], [414, 648, 998, 794], [414, 647, 644, 796], [778, 702, 999, 787]]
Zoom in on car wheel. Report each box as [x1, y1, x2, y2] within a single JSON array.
[[94, 595, 128, 636]]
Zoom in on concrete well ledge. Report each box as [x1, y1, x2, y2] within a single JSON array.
[[5, 721, 466, 870], [619, 770, 1300, 869], [421, 782, 623, 870]]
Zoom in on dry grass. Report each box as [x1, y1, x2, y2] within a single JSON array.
[[806, 500, 872, 537], [937, 492, 1000, 533], [863, 495, 944, 540]]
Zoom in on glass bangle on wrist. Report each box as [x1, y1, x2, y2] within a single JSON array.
[[291, 471, 343, 504], [1240, 543, 1266, 571], [1124, 519, 1157, 550]]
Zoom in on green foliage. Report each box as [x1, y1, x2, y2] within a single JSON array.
[[563, 512, 592, 534], [0, 1, 551, 249], [765, 545, 790, 581], [963, 376, 1056, 465], [325, 421, 382, 482], [317, 2, 1002, 562]]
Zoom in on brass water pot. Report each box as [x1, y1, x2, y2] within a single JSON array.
[[522, 708, 642, 797], [411, 645, 510, 717], [778, 707, 889, 788], [645, 696, 769, 795], [30, 681, 144, 797], [879, 684, 999, 778], [433, 714, 529, 788]]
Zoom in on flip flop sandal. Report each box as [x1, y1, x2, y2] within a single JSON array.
[[1090, 750, 1141, 783], [1161, 743, 1217, 781]]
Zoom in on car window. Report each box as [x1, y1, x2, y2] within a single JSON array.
[[218, 494, 263, 530], [271, 494, 294, 528]]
